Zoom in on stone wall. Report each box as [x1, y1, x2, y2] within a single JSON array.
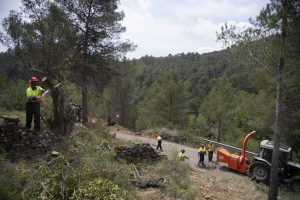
[[0, 115, 56, 159]]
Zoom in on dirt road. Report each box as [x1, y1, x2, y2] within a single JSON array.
[[113, 129, 247, 180]]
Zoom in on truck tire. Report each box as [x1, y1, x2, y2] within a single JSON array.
[[290, 176, 300, 192], [249, 161, 270, 184]]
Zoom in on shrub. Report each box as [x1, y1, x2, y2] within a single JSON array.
[[144, 155, 196, 200], [72, 178, 128, 200], [23, 155, 131, 200], [0, 81, 27, 111], [0, 157, 27, 200]]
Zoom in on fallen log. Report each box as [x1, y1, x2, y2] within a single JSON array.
[[131, 166, 164, 189]]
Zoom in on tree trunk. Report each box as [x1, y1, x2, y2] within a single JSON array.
[[81, 2, 92, 126], [169, 94, 173, 124], [217, 117, 221, 142], [43, 78, 68, 135], [81, 77, 88, 125], [268, 1, 287, 199], [51, 88, 65, 134]]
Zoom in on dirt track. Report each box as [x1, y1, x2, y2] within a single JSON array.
[[113, 128, 247, 180]]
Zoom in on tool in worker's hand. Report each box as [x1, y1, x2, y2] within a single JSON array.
[[41, 77, 62, 97]]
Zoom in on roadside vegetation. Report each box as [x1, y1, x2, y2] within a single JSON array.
[[0, 0, 299, 199]]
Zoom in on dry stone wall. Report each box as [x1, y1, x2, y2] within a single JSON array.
[[0, 115, 56, 158]]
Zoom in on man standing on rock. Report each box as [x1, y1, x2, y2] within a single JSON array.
[[155, 132, 163, 151], [26, 76, 44, 131]]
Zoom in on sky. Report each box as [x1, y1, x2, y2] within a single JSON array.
[[0, 0, 269, 59]]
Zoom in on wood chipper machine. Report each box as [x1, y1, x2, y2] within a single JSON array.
[[216, 131, 256, 173], [215, 131, 300, 191]]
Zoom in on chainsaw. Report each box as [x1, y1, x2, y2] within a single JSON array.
[[41, 77, 62, 98]]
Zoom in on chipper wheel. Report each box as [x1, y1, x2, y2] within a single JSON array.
[[249, 161, 270, 184]]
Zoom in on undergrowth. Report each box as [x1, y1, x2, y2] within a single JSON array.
[[0, 122, 137, 200]]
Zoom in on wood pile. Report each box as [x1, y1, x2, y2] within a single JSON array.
[[0, 115, 56, 158], [115, 143, 162, 162]]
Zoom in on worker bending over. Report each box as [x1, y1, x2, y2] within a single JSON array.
[[178, 149, 189, 161], [198, 144, 207, 167], [26, 76, 44, 131], [207, 141, 215, 162]]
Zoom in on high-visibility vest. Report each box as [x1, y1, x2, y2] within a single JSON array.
[[26, 86, 43, 97], [198, 147, 206, 153], [157, 136, 162, 141], [207, 144, 215, 152], [178, 152, 185, 158]]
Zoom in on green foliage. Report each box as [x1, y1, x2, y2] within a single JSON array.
[[69, 125, 135, 193], [187, 115, 197, 132], [98, 61, 137, 128], [136, 70, 189, 130], [72, 178, 128, 200], [151, 157, 196, 200], [23, 156, 129, 200], [0, 157, 27, 200], [199, 77, 234, 141], [22, 123, 135, 199], [23, 156, 78, 200], [0, 66, 26, 111], [0, 80, 27, 111]]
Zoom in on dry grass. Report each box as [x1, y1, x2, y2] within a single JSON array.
[[189, 171, 268, 200], [136, 159, 299, 200]]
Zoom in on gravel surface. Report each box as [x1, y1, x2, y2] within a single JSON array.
[[113, 128, 247, 180]]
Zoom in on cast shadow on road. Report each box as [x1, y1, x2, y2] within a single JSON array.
[[217, 165, 248, 177]]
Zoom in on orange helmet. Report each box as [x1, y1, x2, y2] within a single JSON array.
[[29, 76, 39, 84]]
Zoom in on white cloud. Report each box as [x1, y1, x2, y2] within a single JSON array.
[[120, 0, 269, 58], [0, 0, 269, 57], [137, 0, 152, 11]]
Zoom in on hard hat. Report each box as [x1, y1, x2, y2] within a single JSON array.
[[29, 76, 39, 83]]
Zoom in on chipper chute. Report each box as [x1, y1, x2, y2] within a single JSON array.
[[216, 131, 256, 173]]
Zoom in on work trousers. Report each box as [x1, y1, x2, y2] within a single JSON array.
[[26, 102, 41, 130], [156, 140, 162, 150], [198, 153, 205, 166], [208, 151, 214, 162]]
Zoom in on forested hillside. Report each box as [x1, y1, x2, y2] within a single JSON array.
[[0, 0, 300, 199], [1, 24, 300, 160], [96, 43, 300, 160]]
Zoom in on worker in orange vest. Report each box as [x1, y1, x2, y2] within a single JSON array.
[[198, 144, 207, 167], [26, 76, 44, 130], [207, 141, 215, 162], [155, 132, 163, 151]]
